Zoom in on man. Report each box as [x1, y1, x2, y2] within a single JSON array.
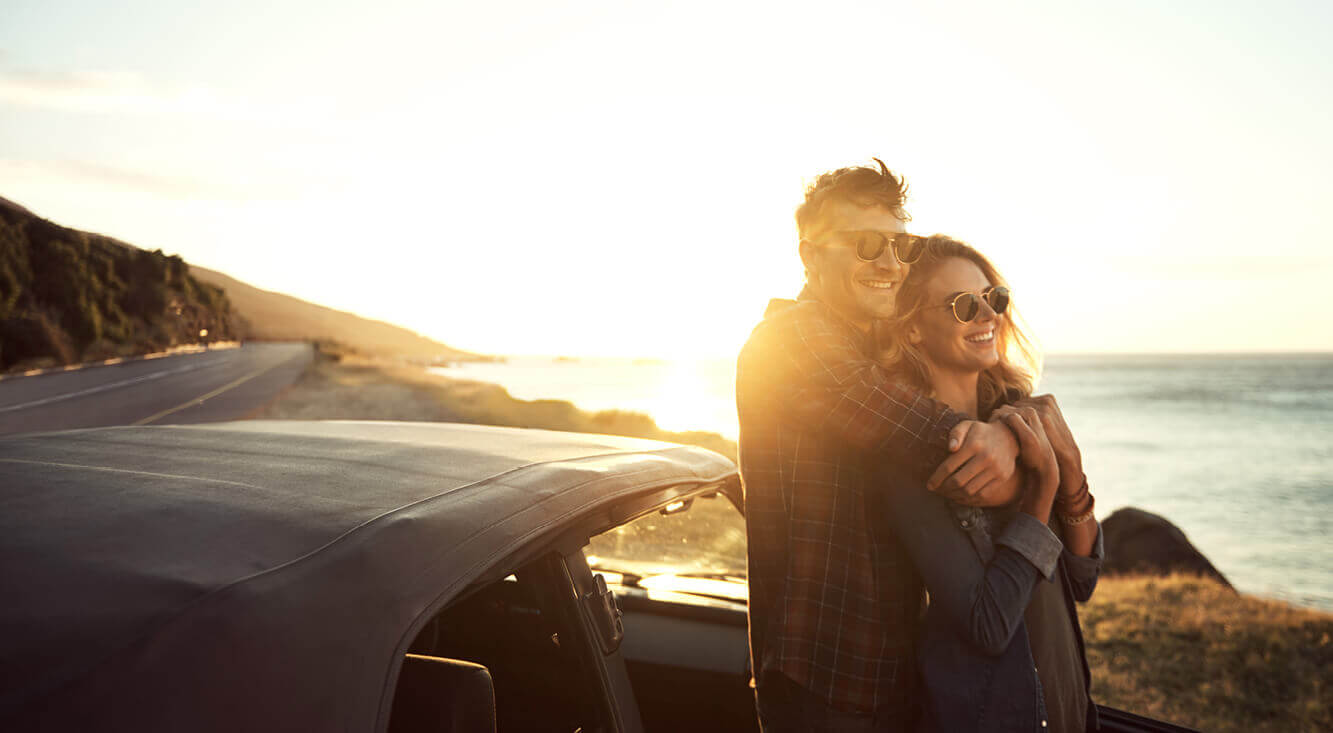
[[737, 160, 1023, 731]]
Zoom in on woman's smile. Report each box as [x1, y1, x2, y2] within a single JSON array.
[[964, 328, 995, 345]]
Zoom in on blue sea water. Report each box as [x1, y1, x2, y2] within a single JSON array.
[[432, 354, 1333, 611]]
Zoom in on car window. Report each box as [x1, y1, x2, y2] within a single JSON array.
[[586, 493, 747, 580]]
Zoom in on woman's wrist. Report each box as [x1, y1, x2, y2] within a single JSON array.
[[1057, 472, 1089, 502], [1054, 473, 1094, 523], [1058, 494, 1096, 525], [1019, 462, 1059, 520]]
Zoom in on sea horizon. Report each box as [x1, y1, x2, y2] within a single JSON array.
[[432, 353, 1333, 613]]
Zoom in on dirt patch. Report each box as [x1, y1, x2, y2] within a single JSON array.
[[256, 355, 460, 422]]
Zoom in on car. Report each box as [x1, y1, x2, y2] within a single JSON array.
[[0, 420, 1194, 732]]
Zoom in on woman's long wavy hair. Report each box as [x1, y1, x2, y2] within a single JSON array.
[[878, 235, 1041, 419]]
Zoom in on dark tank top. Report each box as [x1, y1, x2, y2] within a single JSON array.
[[1024, 557, 1088, 733]]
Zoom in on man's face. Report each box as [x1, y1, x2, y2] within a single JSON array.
[[800, 200, 909, 330]]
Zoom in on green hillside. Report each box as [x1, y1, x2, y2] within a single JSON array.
[[0, 197, 240, 371]]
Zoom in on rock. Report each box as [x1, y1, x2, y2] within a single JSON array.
[[1100, 507, 1233, 589]]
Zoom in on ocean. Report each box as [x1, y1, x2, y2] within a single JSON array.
[[430, 354, 1333, 611]]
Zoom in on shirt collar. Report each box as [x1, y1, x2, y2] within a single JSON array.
[[767, 285, 875, 354]]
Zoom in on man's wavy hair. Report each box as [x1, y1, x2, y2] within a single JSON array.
[[878, 235, 1041, 419], [795, 158, 910, 242]]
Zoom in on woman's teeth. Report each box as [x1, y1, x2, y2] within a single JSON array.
[[965, 331, 994, 343], [860, 280, 895, 290]]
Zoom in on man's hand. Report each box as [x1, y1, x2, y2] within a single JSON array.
[[996, 394, 1084, 496], [926, 420, 1020, 506]]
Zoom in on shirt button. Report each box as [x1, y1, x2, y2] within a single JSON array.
[[960, 519, 974, 529]]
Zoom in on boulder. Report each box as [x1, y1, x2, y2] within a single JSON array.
[[1100, 507, 1233, 589]]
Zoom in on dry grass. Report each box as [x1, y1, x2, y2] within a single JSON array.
[[1084, 574, 1332, 732]]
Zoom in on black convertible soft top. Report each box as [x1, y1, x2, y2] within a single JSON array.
[[0, 420, 735, 731]]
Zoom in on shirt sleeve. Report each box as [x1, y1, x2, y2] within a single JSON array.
[[995, 512, 1064, 581], [1061, 522, 1104, 603], [880, 472, 1053, 656], [769, 304, 966, 480]]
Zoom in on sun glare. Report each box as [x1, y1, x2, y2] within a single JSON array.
[[642, 359, 738, 438]]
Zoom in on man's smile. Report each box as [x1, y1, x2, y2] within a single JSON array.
[[858, 279, 898, 290]]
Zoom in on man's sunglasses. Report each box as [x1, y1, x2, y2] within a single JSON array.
[[930, 286, 1011, 323], [812, 231, 928, 264]]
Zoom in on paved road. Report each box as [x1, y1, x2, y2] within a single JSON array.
[[0, 342, 313, 437]]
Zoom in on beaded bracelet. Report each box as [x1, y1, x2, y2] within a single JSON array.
[[1060, 494, 1097, 526]]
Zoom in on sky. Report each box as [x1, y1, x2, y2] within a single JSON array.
[[2, 0, 1331, 358]]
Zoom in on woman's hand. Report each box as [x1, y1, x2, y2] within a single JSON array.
[[1012, 394, 1084, 499], [995, 406, 1060, 524]]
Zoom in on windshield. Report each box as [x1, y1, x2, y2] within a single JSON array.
[[586, 493, 747, 580]]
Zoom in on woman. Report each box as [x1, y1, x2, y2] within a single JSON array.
[[877, 235, 1102, 732]]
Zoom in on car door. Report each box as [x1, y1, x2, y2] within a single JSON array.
[[584, 489, 757, 733]]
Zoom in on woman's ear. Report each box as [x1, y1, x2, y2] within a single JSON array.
[[907, 321, 924, 345]]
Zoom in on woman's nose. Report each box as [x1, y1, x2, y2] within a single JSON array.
[[976, 299, 999, 321]]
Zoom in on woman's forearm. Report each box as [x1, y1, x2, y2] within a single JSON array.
[[1055, 472, 1097, 557], [1017, 461, 1058, 525], [883, 476, 1062, 657], [1059, 514, 1097, 557]]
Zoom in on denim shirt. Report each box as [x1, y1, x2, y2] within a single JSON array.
[[877, 470, 1104, 733]]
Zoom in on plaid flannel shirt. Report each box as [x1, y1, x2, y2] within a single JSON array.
[[737, 292, 966, 715]]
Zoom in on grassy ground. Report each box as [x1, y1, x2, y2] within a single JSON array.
[[260, 346, 1331, 732], [1082, 574, 1331, 732]]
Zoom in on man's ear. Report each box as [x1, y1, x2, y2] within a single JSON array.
[[798, 240, 819, 281]]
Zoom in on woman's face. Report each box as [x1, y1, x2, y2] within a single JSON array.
[[909, 257, 1002, 375]]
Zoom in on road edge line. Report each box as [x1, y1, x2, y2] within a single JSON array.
[[0, 342, 243, 383], [132, 357, 289, 426]]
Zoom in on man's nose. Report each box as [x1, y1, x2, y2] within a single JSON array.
[[873, 246, 905, 275]]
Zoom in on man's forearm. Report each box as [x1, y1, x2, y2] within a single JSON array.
[[769, 315, 963, 479]]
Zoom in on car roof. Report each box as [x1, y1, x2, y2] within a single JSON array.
[[0, 420, 736, 731]]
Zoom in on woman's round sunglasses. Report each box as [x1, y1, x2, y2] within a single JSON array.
[[931, 286, 1011, 323], [810, 231, 928, 264]]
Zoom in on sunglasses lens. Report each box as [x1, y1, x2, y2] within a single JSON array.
[[987, 287, 1010, 315], [894, 234, 925, 264], [954, 294, 981, 322], [855, 233, 888, 261]]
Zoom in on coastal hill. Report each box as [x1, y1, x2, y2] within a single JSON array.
[[189, 265, 473, 362], [0, 196, 240, 371], [0, 195, 472, 370]]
